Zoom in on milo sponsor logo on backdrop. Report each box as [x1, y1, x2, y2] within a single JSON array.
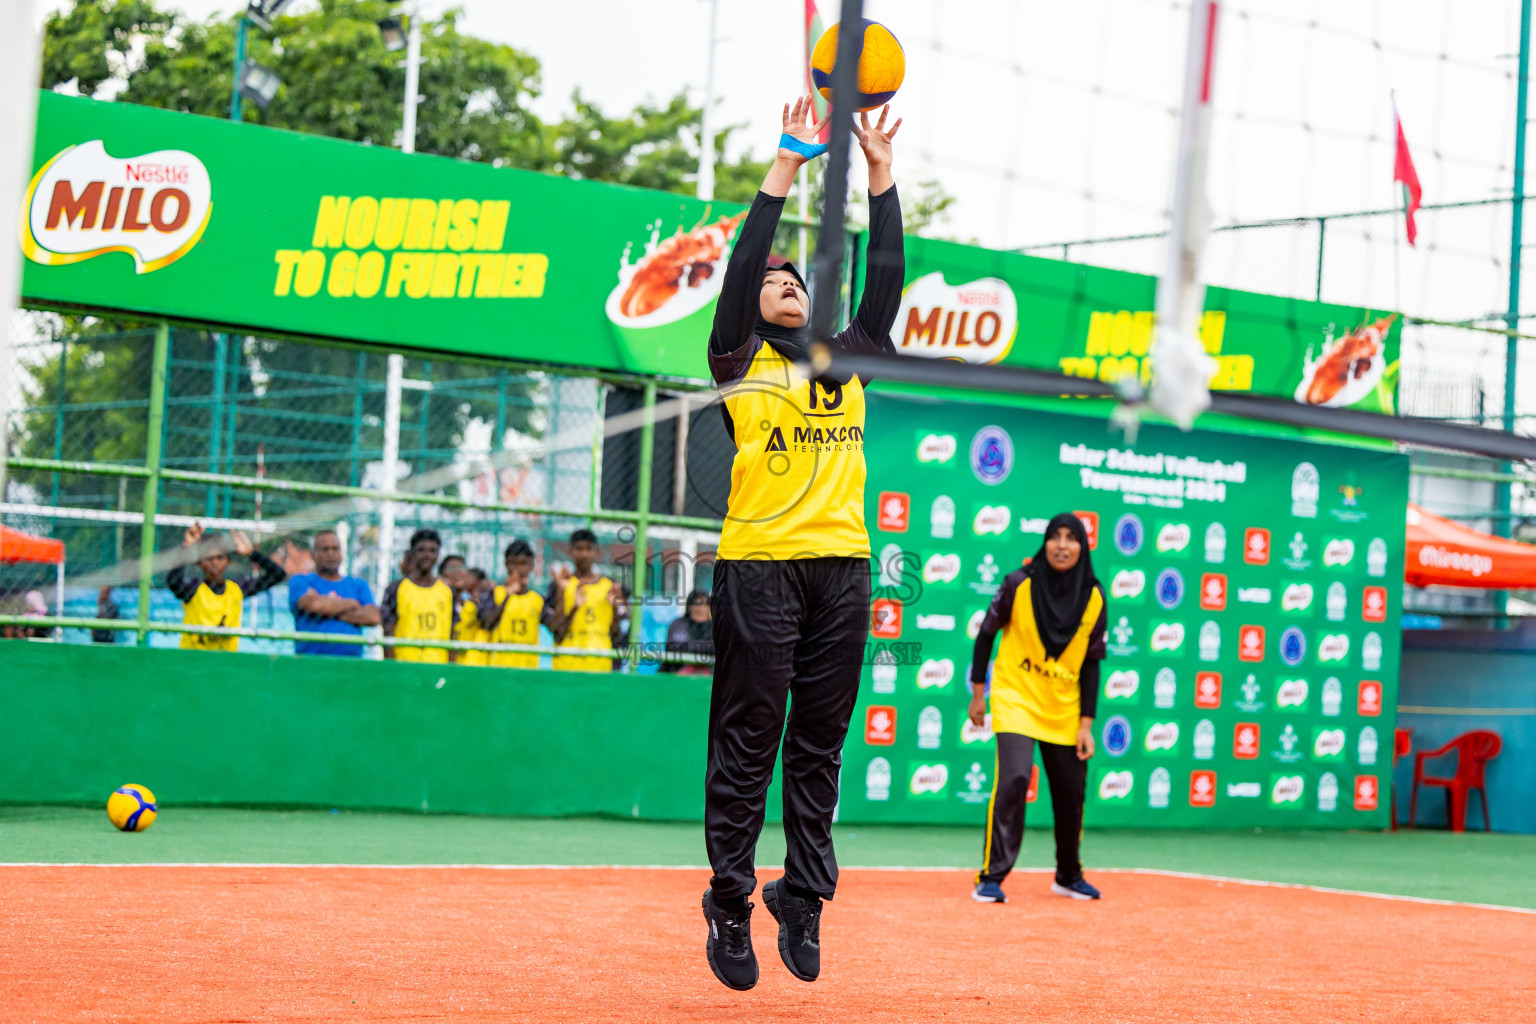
[[892, 274, 1019, 363], [23, 140, 212, 273]]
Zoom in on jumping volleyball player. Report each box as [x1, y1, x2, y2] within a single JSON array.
[[700, 96, 903, 990], [968, 513, 1107, 903]]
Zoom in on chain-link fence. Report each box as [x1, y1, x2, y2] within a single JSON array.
[[1, 309, 727, 665]]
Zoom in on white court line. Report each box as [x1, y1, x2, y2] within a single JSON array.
[[3, 862, 1533, 916]]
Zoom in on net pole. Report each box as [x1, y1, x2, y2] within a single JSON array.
[[809, 0, 866, 344], [1150, 0, 1220, 428]]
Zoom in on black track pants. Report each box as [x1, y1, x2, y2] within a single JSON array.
[[978, 732, 1087, 887], [705, 557, 871, 902]]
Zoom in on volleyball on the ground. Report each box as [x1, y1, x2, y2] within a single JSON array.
[[107, 784, 158, 832], [810, 20, 905, 112]]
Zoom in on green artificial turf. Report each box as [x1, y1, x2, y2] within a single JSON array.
[[3, 805, 1531, 909]]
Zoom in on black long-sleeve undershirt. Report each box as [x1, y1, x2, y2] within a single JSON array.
[[708, 186, 905, 363], [970, 567, 1108, 720], [166, 549, 285, 603]]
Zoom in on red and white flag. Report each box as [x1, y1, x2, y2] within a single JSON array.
[[1393, 103, 1423, 246], [804, 0, 831, 141]]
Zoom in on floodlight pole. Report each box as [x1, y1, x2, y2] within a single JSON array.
[[377, 0, 422, 596], [809, 0, 866, 344], [696, 0, 719, 201], [229, 15, 250, 121]]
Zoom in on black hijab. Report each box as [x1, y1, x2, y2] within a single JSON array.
[[683, 590, 711, 642], [1024, 512, 1101, 661], [756, 259, 854, 385]]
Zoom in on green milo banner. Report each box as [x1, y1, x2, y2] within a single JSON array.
[[24, 91, 1398, 412], [841, 393, 1407, 828]]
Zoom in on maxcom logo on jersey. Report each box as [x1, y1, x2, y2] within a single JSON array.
[[789, 424, 864, 453]]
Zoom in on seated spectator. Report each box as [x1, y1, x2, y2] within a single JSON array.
[[477, 539, 544, 669], [543, 528, 629, 672], [664, 589, 714, 675], [166, 522, 286, 652], [380, 528, 454, 662], [455, 567, 493, 666], [92, 586, 120, 644], [288, 530, 380, 657]]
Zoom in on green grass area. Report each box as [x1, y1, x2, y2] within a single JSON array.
[[4, 806, 1532, 909]]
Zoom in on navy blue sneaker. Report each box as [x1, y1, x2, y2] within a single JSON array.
[[971, 880, 1008, 903], [1051, 876, 1102, 900], [702, 888, 759, 990]]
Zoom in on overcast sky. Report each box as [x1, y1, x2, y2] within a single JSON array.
[[39, 0, 1536, 420]]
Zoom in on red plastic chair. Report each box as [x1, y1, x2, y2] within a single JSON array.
[[1409, 730, 1502, 832], [1391, 728, 1412, 831]]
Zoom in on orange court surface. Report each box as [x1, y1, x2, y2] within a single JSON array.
[[6, 861, 1535, 1023]]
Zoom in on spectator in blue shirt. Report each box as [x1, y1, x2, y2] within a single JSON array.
[[289, 530, 380, 656]]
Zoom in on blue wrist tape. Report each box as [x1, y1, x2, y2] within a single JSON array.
[[779, 134, 828, 160]]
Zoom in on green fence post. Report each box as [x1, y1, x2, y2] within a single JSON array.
[[136, 322, 170, 647], [630, 380, 657, 664], [50, 337, 66, 511]]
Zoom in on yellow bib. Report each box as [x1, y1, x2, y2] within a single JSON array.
[[489, 586, 544, 669], [456, 598, 491, 666], [180, 580, 244, 652], [393, 578, 454, 664], [990, 580, 1105, 745], [718, 345, 869, 560], [552, 576, 615, 672]]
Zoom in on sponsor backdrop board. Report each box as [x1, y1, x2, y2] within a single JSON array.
[[843, 393, 1406, 828], [24, 92, 1398, 414]]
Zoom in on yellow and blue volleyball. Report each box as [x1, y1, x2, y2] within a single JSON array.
[[107, 784, 157, 832], [810, 20, 905, 112]]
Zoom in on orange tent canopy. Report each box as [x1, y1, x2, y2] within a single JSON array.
[[1405, 503, 1536, 589], [0, 525, 65, 566]]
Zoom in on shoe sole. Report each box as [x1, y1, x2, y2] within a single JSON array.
[[1050, 881, 1100, 900], [970, 890, 1007, 903], [761, 879, 818, 983], [702, 892, 758, 991]]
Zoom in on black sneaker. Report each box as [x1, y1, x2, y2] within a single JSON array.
[[761, 878, 822, 982], [701, 888, 758, 990]]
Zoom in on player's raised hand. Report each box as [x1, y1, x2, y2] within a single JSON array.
[[182, 521, 205, 548], [778, 95, 829, 163], [854, 105, 901, 169], [231, 530, 255, 557]]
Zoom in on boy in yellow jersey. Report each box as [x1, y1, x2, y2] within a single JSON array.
[[542, 528, 628, 672], [699, 97, 904, 991], [476, 539, 544, 669], [166, 521, 285, 652], [967, 513, 1108, 905], [380, 528, 456, 663], [455, 568, 493, 666]]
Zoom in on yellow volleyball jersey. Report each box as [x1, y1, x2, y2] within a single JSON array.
[[714, 343, 869, 561], [990, 581, 1106, 745], [552, 576, 615, 673], [393, 577, 454, 664], [456, 597, 491, 667], [489, 586, 544, 669], [180, 580, 245, 652]]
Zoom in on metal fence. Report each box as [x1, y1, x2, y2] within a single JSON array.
[[1, 309, 732, 664]]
